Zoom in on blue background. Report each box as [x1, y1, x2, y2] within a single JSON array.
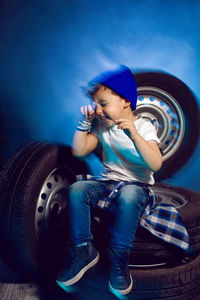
[[0, 0, 200, 191]]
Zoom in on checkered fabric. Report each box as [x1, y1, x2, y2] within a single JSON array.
[[76, 175, 189, 251], [140, 192, 189, 251]]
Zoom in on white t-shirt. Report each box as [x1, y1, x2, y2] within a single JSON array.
[[92, 117, 160, 185]]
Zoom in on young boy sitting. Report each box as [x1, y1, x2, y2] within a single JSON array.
[[56, 65, 162, 296]]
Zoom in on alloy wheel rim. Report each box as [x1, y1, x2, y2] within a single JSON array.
[[35, 167, 70, 242], [135, 86, 185, 161]]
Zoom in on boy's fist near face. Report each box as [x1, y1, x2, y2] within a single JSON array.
[[115, 118, 139, 140], [80, 104, 96, 122]]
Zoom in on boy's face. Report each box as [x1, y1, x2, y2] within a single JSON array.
[[93, 86, 130, 127]]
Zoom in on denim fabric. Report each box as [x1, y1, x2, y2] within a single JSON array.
[[67, 180, 150, 250]]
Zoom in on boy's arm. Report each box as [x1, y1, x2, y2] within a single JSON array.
[[116, 118, 163, 172], [72, 131, 98, 157], [131, 136, 162, 172], [72, 104, 99, 157]]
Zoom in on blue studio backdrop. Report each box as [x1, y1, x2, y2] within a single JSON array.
[[0, 0, 200, 191]]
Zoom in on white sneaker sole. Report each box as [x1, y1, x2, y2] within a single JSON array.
[[56, 252, 99, 289], [109, 274, 133, 296]]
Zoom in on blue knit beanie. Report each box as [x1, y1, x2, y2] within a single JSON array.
[[86, 65, 137, 110]]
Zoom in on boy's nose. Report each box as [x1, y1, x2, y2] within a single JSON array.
[[96, 104, 103, 115]]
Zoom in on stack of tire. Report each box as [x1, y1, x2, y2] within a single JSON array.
[[0, 71, 200, 299]]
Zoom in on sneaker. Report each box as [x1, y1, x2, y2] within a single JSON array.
[[56, 241, 99, 290], [108, 248, 133, 296]]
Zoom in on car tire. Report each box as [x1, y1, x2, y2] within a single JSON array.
[[133, 71, 200, 180], [0, 142, 88, 278]]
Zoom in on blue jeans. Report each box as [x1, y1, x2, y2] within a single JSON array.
[[67, 180, 150, 250]]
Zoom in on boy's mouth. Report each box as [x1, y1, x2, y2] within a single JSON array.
[[99, 115, 114, 122], [98, 116, 117, 127]]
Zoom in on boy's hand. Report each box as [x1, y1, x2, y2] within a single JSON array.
[[80, 104, 96, 122], [115, 118, 139, 140]]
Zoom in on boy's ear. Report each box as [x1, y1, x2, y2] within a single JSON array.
[[123, 99, 131, 108]]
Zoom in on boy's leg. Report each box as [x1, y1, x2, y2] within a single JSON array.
[[109, 184, 149, 250], [107, 184, 149, 296], [67, 180, 106, 245], [56, 180, 106, 290]]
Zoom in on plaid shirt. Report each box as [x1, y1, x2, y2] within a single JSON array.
[[76, 175, 189, 251]]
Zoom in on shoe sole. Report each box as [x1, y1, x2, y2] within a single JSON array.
[[109, 274, 133, 296], [56, 252, 99, 289]]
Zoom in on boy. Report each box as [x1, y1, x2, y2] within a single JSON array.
[[56, 65, 162, 296]]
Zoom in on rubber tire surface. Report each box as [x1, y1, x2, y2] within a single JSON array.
[[133, 71, 200, 180], [0, 142, 88, 278], [128, 251, 200, 299]]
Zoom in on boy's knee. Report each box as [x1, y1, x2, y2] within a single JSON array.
[[67, 180, 101, 199], [67, 181, 88, 200], [117, 185, 148, 206], [67, 181, 92, 208], [68, 181, 86, 192], [67, 180, 104, 207]]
